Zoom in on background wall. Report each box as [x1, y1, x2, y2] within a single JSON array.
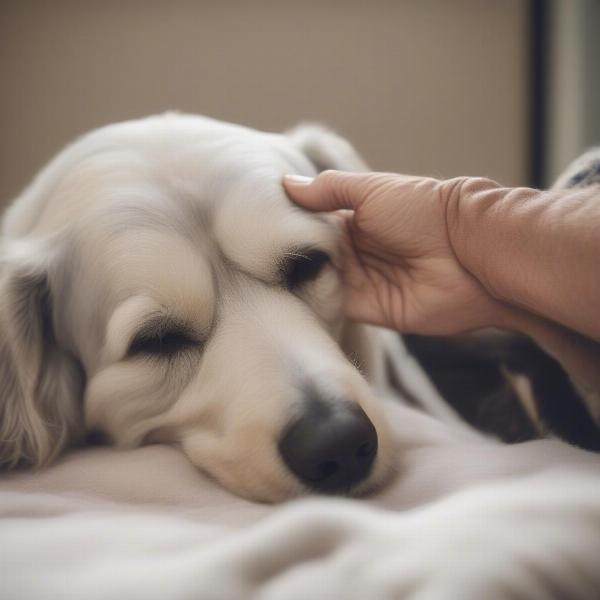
[[0, 0, 529, 209]]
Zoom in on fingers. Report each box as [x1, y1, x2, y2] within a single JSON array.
[[282, 170, 370, 212]]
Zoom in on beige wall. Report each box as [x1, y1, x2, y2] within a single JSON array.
[[0, 1, 528, 208]]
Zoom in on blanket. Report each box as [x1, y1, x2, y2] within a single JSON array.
[[2, 401, 600, 599]]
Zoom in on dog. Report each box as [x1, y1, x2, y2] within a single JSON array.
[[1, 113, 599, 503]]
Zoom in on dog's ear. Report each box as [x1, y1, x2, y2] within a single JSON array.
[[286, 123, 369, 173], [0, 240, 84, 470]]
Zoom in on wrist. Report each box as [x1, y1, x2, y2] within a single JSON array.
[[442, 176, 501, 295], [442, 177, 543, 305], [443, 176, 600, 340]]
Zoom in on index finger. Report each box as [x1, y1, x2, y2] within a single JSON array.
[[282, 170, 372, 212]]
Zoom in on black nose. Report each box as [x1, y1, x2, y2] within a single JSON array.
[[278, 402, 378, 493]]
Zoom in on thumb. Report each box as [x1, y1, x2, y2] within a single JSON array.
[[282, 170, 370, 212]]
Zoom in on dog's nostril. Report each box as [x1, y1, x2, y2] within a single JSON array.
[[278, 402, 378, 493]]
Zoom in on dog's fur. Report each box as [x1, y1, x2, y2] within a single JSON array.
[[1, 113, 599, 503], [0, 114, 404, 501]]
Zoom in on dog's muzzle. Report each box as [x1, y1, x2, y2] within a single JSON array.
[[278, 400, 378, 493]]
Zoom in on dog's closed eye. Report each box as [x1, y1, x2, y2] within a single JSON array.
[[283, 249, 330, 290], [127, 319, 199, 358]]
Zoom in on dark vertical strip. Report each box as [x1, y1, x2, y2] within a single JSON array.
[[529, 0, 547, 188]]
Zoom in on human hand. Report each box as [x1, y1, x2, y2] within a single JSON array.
[[283, 171, 510, 335]]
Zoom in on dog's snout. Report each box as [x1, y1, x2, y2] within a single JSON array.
[[278, 402, 378, 493]]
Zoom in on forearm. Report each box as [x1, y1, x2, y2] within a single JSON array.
[[445, 177, 600, 341]]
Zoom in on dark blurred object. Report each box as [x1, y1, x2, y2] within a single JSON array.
[[405, 331, 600, 451]]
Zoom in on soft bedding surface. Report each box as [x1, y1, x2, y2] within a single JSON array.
[[2, 401, 600, 600]]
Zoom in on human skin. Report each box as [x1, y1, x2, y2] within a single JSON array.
[[283, 171, 600, 405], [282, 171, 600, 343]]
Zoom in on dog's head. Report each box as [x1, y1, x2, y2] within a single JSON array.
[[0, 114, 394, 501]]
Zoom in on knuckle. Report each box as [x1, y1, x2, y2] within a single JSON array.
[[317, 169, 343, 189]]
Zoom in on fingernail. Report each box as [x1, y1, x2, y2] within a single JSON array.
[[283, 174, 313, 186]]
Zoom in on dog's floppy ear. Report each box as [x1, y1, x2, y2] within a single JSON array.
[[0, 240, 84, 469], [286, 123, 370, 173]]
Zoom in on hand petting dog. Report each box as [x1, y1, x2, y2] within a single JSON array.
[[284, 170, 600, 342]]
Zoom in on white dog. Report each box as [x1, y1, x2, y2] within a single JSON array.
[[0, 114, 406, 502], [1, 113, 599, 506]]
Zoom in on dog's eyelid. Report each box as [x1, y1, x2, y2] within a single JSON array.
[[126, 317, 201, 357], [283, 244, 329, 258], [281, 247, 331, 289]]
